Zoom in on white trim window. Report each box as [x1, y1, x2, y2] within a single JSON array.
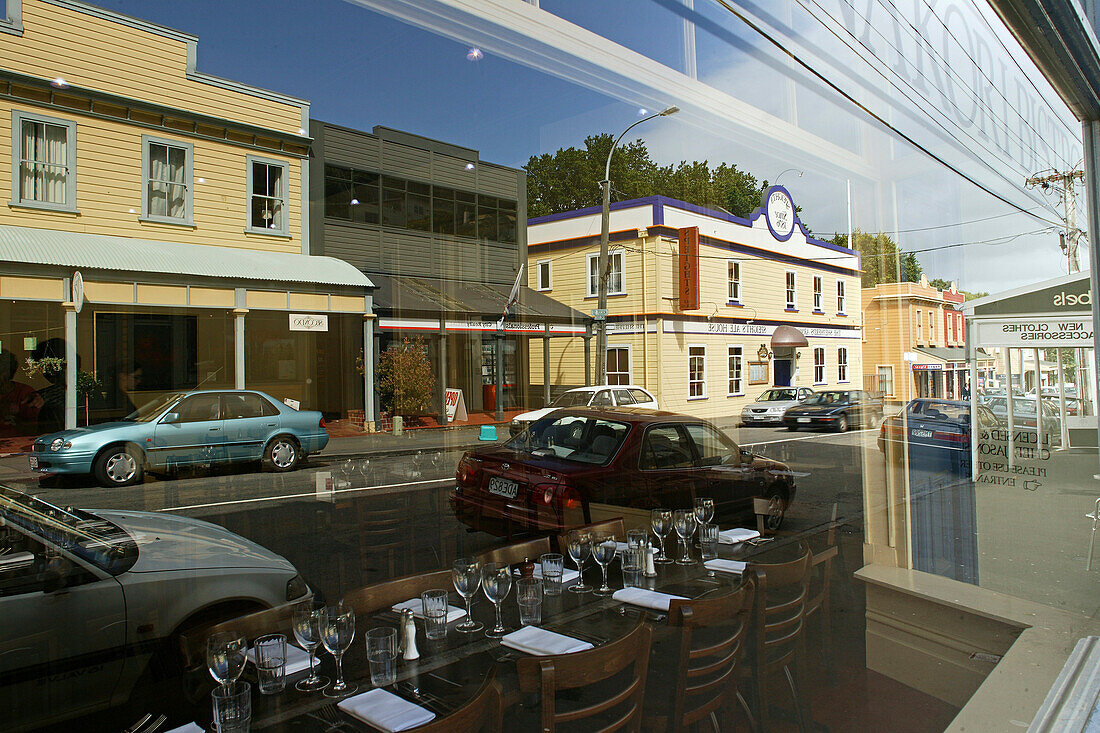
[[536, 259, 552, 291], [12, 110, 76, 211], [785, 271, 797, 309], [688, 344, 707, 399], [606, 346, 631, 385], [837, 347, 849, 382], [586, 250, 624, 297], [727, 345, 744, 395], [247, 156, 289, 235], [812, 275, 823, 311], [836, 279, 846, 314], [878, 365, 895, 396], [727, 259, 741, 303], [813, 347, 826, 385], [142, 135, 193, 224], [929, 309, 936, 344], [916, 310, 923, 342]]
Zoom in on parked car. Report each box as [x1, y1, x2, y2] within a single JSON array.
[[878, 399, 1000, 475], [508, 385, 658, 436], [740, 387, 815, 426], [781, 389, 883, 432], [0, 484, 310, 731], [29, 390, 328, 487], [454, 406, 797, 536], [982, 396, 1063, 443]]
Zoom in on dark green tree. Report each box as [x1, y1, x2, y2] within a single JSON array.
[[829, 230, 923, 287]]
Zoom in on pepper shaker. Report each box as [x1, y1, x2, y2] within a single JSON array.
[[401, 608, 420, 661], [644, 546, 658, 577]]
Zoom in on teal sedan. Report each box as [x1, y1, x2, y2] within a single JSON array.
[[28, 390, 329, 487]]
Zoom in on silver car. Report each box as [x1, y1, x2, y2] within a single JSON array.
[[741, 387, 815, 426]]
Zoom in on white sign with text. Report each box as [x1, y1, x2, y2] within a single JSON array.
[[289, 313, 329, 332]]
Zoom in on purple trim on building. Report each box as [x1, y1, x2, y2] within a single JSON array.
[[527, 197, 664, 225], [646, 225, 859, 277], [604, 312, 862, 334]]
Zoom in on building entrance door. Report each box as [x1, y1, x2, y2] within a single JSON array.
[[774, 359, 793, 386]]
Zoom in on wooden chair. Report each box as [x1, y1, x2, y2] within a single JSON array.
[[342, 569, 454, 616], [414, 668, 504, 733], [517, 620, 653, 733], [556, 517, 627, 553], [643, 581, 756, 732], [748, 548, 814, 733], [352, 493, 412, 582], [474, 536, 552, 567], [753, 497, 786, 536], [806, 504, 840, 674]]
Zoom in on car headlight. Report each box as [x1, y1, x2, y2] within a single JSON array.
[[286, 574, 309, 601], [49, 438, 72, 451]]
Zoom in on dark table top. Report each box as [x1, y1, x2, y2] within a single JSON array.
[[205, 537, 806, 731]]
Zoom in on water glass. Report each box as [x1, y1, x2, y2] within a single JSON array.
[[320, 603, 358, 698], [420, 589, 450, 640], [621, 546, 644, 588], [366, 627, 398, 687], [673, 509, 697, 565], [516, 577, 543, 626], [699, 522, 719, 564], [451, 558, 484, 633], [627, 529, 649, 550], [693, 498, 715, 545], [254, 634, 286, 695], [650, 509, 673, 563], [565, 530, 593, 593], [212, 680, 250, 733], [539, 553, 564, 595], [482, 562, 513, 637], [591, 534, 617, 595], [207, 632, 247, 693], [291, 602, 328, 692]]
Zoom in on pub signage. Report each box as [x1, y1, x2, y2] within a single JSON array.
[[678, 226, 700, 311]]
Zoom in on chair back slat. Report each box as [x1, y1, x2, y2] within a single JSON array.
[[179, 602, 290, 670], [413, 669, 503, 733], [517, 620, 652, 733], [556, 517, 627, 552], [342, 569, 453, 616], [475, 536, 551, 568]]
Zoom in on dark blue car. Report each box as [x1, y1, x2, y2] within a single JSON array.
[[28, 390, 328, 487], [877, 399, 999, 475]]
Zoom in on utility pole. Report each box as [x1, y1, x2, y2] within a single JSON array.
[[1025, 169, 1085, 273]]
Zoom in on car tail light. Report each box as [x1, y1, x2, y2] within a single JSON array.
[[882, 424, 903, 438], [559, 484, 582, 509], [319, 417, 326, 428], [932, 430, 967, 443], [456, 455, 478, 484]]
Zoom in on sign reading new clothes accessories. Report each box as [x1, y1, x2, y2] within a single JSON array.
[[289, 313, 329, 332], [678, 226, 700, 311]]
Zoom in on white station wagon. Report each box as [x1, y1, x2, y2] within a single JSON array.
[[509, 385, 659, 436]]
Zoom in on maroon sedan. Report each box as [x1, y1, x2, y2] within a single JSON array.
[[452, 407, 797, 537]]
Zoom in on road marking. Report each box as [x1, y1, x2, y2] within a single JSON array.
[[156, 477, 455, 513], [742, 428, 876, 448]]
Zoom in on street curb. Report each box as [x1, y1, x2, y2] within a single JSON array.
[[316, 441, 492, 461]]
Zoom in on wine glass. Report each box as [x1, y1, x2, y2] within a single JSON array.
[[481, 562, 513, 638], [673, 509, 697, 565], [565, 530, 593, 593], [291, 602, 329, 691], [650, 509, 673, 564], [452, 558, 484, 633], [591, 534, 617, 595], [693, 497, 715, 546], [320, 603, 358, 698], [206, 631, 246, 694]]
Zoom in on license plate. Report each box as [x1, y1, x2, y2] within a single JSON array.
[[912, 429, 933, 438], [28, 456, 38, 470], [487, 476, 518, 498], [798, 418, 811, 423]]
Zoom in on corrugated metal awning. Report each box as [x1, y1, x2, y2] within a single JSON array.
[[0, 225, 373, 288], [369, 273, 587, 323]]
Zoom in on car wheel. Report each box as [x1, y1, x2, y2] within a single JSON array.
[[787, 425, 798, 431], [265, 436, 300, 472], [835, 415, 849, 432], [93, 445, 143, 487], [764, 490, 786, 532]]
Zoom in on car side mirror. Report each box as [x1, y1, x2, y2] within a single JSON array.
[[162, 412, 180, 424]]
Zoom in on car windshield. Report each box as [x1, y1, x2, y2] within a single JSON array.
[[552, 391, 594, 407], [909, 401, 969, 421], [124, 392, 184, 422], [804, 391, 849, 405], [506, 414, 630, 465], [0, 486, 137, 576], [758, 389, 797, 401]]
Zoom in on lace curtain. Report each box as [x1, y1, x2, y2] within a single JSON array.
[[20, 120, 67, 204], [148, 143, 186, 218]]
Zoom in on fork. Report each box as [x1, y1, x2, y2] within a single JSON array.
[[311, 705, 352, 732], [135, 715, 166, 733]]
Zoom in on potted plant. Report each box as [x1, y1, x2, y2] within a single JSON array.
[[377, 337, 435, 431], [23, 356, 105, 426]]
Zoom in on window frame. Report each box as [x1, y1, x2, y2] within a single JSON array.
[[586, 249, 625, 298], [785, 270, 797, 310], [916, 309, 923, 342], [727, 344, 744, 396], [140, 134, 194, 226], [877, 364, 895, 397], [929, 308, 936, 344], [838, 347, 849, 383], [536, 258, 553, 291], [813, 347, 826, 385], [605, 345, 632, 385], [727, 259, 741, 303], [836, 279, 846, 314], [10, 109, 77, 213], [812, 275, 823, 312], [245, 155, 290, 236], [688, 343, 707, 400]]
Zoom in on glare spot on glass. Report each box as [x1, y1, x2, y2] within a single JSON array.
[[637, 108, 648, 116], [128, 208, 136, 214], [466, 47, 483, 61], [349, 198, 360, 205], [465, 163, 475, 171], [50, 77, 68, 88], [196, 177, 205, 184], [297, 128, 306, 136]]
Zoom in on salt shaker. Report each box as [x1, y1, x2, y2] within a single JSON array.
[[644, 546, 658, 577], [400, 608, 420, 661]]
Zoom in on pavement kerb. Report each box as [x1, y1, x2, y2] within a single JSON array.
[[319, 441, 488, 461]]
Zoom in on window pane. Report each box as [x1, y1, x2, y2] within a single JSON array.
[[407, 193, 431, 231], [324, 175, 353, 220], [382, 188, 406, 227]]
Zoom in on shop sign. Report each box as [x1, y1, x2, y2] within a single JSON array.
[[444, 388, 468, 422], [911, 364, 942, 371], [378, 318, 585, 335], [664, 320, 860, 339], [71, 271, 84, 313], [289, 313, 329, 332], [607, 321, 655, 334], [678, 227, 700, 310], [974, 316, 1093, 347]]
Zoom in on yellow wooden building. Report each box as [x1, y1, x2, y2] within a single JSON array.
[[526, 190, 863, 421], [0, 0, 373, 440]]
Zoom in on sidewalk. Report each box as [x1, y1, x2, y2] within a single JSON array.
[[321, 421, 509, 459]]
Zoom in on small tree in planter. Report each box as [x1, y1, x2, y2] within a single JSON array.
[[377, 337, 435, 424], [23, 357, 105, 426]]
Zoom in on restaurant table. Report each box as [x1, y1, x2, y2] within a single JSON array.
[[191, 535, 809, 731]]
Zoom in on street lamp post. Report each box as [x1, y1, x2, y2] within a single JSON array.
[[596, 105, 679, 384]]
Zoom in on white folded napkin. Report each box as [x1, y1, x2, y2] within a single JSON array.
[[718, 528, 760, 545], [527, 566, 581, 583], [614, 541, 630, 552], [705, 559, 747, 574], [391, 598, 467, 623], [612, 587, 688, 611], [163, 724, 203, 733], [337, 688, 436, 732], [501, 625, 593, 656], [245, 643, 313, 675]]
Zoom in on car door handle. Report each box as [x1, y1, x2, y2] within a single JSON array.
[[209, 427, 220, 431], [266, 423, 277, 427]]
